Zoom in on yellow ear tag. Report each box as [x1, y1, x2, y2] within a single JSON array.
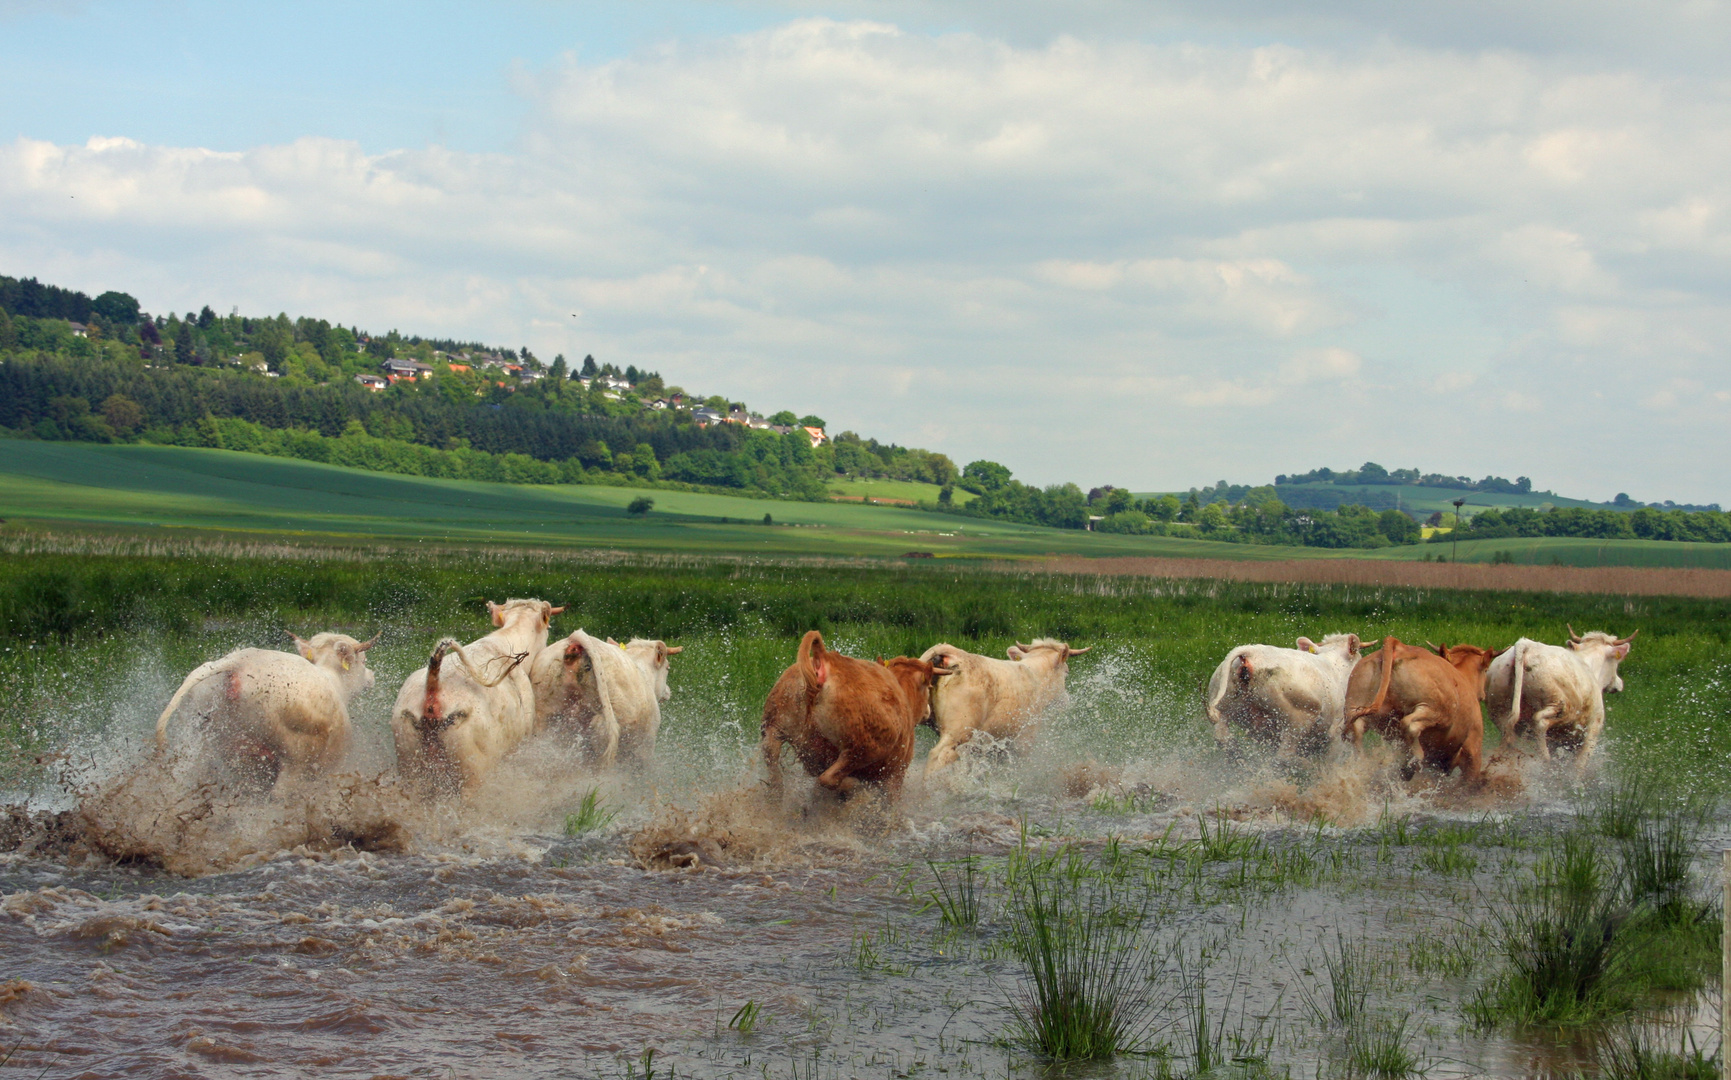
[[342, 661, 350, 670], [617, 642, 627, 652]]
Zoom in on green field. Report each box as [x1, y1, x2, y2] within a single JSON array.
[[825, 477, 975, 504], [2, 441, 1728, 567]]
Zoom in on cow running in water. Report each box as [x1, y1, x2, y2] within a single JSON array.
[[761, 630, 952, 802], [155, 631, 379, 795], [393, 599, 562, 798], [1485, 626, 1635, 770], [916, 639, 1087, 780], [1205, 634, 1361, 758], [531, 630, 681, 770], [1345, 637, 1500, 783]]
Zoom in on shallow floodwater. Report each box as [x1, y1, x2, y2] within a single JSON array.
[[1, 641, 1724, 1079]]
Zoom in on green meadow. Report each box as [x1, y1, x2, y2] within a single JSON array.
[[2, 440, 1730, 567]]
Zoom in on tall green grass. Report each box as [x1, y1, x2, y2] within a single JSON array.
[[1000, 843, 1162, 1060]]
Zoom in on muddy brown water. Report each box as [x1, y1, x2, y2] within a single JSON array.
[[1, 733, 1724, 1080]]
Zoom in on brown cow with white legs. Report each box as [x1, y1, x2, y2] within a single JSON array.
[[154, 631, 379, 793], [392, 599, 562, 798], [1484, 626, 1635, 769], [1344, 637, 1500, 782], [530, 630, 682, 769], [916, 639, 1087, 780], [761, 630, 951, 801]]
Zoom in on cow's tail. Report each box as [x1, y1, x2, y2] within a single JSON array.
[[154, 661, 224, 752], [1351, 637, 1402, 721], [436, 638, 528, 689], [797, 630, 827, 694], [1507, 639, 1529, 733]]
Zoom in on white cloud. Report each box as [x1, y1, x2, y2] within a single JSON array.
[[3, 17, 1731, 500]]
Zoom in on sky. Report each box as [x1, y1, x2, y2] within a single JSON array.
[[3, 1, 1729, 503]]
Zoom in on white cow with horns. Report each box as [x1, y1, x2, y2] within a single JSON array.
[[531, 630, 682, 770], [1484, 625, 1635, 769], [1205, 633, 1362, 757], [916, 638, 1088, 779], [154, 630, 379, 793], [392, 598, 563, 798]]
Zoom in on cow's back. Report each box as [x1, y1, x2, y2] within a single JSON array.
[[165, 648, 350, 773]]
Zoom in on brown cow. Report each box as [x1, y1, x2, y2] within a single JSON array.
[[1343, 637, 1500, 782], [760, 630, 952, 801]]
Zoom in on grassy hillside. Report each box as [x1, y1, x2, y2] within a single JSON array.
[[2, 441, 1728, 567], [825, 477, 975, 504]]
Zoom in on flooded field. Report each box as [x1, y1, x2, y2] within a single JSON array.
[[0, 551, 1726, 1078]]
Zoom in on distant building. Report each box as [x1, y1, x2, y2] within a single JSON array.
[[67, 322, 88, 338], [802, 426, 827, 448], [381, 358, 432, 380], [355, 374, 389, 391]]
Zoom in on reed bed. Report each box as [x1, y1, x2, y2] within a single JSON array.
[[1028, 556, 1731, 598]]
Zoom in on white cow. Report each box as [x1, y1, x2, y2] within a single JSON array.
[[1485, 626, 1635, 768], [392, 598, 562, 798], [1205, 633, 1362, 757], [916, 639, 1088, 779], [531, 630, 682, 769], [154, 631, 378, 792]]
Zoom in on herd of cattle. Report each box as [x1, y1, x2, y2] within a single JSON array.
[[151, 596, 1636, 806]]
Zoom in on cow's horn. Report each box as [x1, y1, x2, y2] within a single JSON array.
[[548, 605, 566, 616], [1066, 646, 1091, 656], [357, 632, 381, 651], [931, 663, 957, 676], [1014, 642, 1031, 651], [664, 645, 683, 654], [1567, 623, 1583, 643], [1614, 629, 1640, 646]]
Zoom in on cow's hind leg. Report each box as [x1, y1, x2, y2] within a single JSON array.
[[1398, 706, 1446, 781], [815, 751, 858, 797], [1529, 705, 1563, 760]]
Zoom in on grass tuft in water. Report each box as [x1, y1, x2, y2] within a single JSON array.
[[563, 788, 619, 835], [1471, 830, 1629, 1027], [728, 1000, 764, 1036], [926, 857, 982, 929], [1596, 1025, 1720, 1080], [1342, 1013, 1423, 1079], [1001, 843, 1161, 1061]]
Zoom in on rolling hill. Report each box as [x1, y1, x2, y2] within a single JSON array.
[[5, 441, 1730, 568]]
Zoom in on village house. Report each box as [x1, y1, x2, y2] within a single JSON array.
[[802, 426, 827, 448], [355, 374, 389, 391], [67, 322, 88, 338], [380, 358, 433, 381]]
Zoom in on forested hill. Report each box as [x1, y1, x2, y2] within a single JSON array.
[[3, 272, 1730, 549]]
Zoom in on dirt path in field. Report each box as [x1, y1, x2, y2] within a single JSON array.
[[1021, 555, 1731, 597]]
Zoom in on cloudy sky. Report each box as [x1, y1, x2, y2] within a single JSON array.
[[3, 1, 1728, 502]]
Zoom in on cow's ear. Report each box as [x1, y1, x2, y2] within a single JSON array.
[[487, 601, 505, 627], [288, 633, 314, 661], [1614, 643, 1631, 660], [1296, 637, 1317, 653], [1347, 634, 1361, 656], [1006, 646, 1024, 661]]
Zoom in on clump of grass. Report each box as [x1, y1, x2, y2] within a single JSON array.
[[1342, 1013, 1423, 1079], [1587, 773, 1659, 840], [1596, 1025, 1719, 1080], [1175, 949, 1275, 1076], [1471, 830, 1631, 1027], [728, 1000, 764, 1036], [563, 788, 618, 835], [1321, 933, 1372, 1026], [1001, 843, 1162, 1060], [926, 857, 981, 929]]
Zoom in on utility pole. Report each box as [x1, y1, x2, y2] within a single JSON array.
[[1451, 498, 1466, 563]]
